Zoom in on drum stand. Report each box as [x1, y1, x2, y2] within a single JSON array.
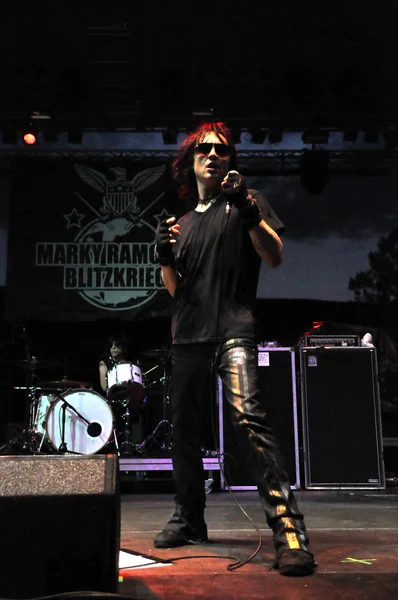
[[2, 383, 44, 454], [138, 362, 173, 455], [1, 337, 48, 454], [107, 386, 137, 457], [117, 398, 135, 457], [24, 385, 44, 453]]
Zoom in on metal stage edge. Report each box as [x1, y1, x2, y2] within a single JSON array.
[[119, 457, 222, 473]]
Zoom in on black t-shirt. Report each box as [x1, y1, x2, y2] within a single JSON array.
[[171, 189, 284, 344], [100, 355, 118, 372]]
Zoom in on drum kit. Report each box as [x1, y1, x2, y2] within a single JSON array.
[[2, 348, 173, 458]]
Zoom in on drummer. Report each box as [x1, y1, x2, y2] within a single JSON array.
[[99, 332, 132, 394], [99, 332, 145, 456]]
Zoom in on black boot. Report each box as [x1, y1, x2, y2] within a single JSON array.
[[263, 496, 316, 575], [275, 549, 316, 576], [154, 505, 208, 548]]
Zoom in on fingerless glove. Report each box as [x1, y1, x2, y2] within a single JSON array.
[[155, 220, 175, 266]]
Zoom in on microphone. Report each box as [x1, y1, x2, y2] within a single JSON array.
[[87, 422, 102, 437], [224, 171, 240, 214]]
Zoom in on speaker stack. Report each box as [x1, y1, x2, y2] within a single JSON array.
[[218, 344, 385, 492], [220, 347, 301, 490], [0, 453, 120, 598], [299, 346, 385, 489]]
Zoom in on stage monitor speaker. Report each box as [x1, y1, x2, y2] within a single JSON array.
[[0, 453, 120, 599], [220, 347, 300, 490], [300, 347, 385, 489]]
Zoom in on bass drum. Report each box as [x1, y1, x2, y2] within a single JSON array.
[[46, 388, 113, 455], [33, 393, 57, 436]]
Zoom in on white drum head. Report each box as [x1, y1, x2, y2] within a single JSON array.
[[107, 366, 117, 389], [107, 362, 143, 387], [46, 388, 113, 455]]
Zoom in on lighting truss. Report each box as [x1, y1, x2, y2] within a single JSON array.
[[0, 148, 396, 175]]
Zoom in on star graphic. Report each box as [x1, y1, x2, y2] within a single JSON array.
[[64, 207, 85, 229], [153, 207, 173, 225]]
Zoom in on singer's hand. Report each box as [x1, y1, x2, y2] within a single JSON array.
[[155, 217, 180, 266], [221, 170, 250, 209], [163, 217, 180, 241], [222, 171, 263, 230]]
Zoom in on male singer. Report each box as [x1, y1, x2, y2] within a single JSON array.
[[153, 121, 316, 576]]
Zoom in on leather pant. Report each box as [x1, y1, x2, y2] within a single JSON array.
[[170, 338, 310, 556]]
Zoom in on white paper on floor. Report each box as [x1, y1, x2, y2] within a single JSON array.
[[119, 549, 173, 570]]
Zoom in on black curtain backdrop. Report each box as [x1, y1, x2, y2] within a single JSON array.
[[5, 158, 184, 321]]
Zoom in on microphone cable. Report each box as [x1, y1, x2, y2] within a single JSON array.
[[206, 191, 264, 572], [165, 187, 266, 571]]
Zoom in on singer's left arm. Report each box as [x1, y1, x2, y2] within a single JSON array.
[[221, 172, 283, 268], [248, 221, 283, 268]]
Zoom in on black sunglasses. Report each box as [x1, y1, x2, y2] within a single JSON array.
[[194, 142, 231, 157]]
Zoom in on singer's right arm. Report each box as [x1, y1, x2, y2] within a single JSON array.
[[161, 265, 178, 297]]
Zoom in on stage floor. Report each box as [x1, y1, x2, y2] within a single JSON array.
[[117, 486, 398, 599]]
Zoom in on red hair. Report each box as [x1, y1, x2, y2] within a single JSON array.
[[171, 121, 238, 200]]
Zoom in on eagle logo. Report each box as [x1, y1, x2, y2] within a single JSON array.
[[65, 163, 171, 311], [74, 163, 166, 220]]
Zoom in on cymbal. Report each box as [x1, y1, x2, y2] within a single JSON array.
[[6, 358, 60, 369], [37, 379, 92, 390]]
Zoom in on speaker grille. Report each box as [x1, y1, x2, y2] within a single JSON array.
[[300, 347, 385, 489], [0, 454, 116, 496], [221, 348, 300, 489]]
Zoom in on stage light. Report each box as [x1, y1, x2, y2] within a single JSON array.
[[231, 128, 241, 144], [364, 131, 379, 143], [2, 125, 17, 144], [343, 131, 358, 143], [22, 127, 38, 145], [67, 126, 83, 144], [268, 128, 283, 144], [43, 129, 58, 143], [249, 129, 266, 144], [300, 150, 330, 195], [192, 108, 213, 117], [383, 127, 398, 150], [42, 119, 58, 143], [30, 110, 52, 122], [162, 129, 178, 144]]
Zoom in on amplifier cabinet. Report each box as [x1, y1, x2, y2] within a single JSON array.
[[300, 347, 385, 489], [0, 454, 120, 598], [220, 347, 300, 490]]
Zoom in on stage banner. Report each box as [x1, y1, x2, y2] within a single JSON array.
[[5, 158, 180, 321]]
